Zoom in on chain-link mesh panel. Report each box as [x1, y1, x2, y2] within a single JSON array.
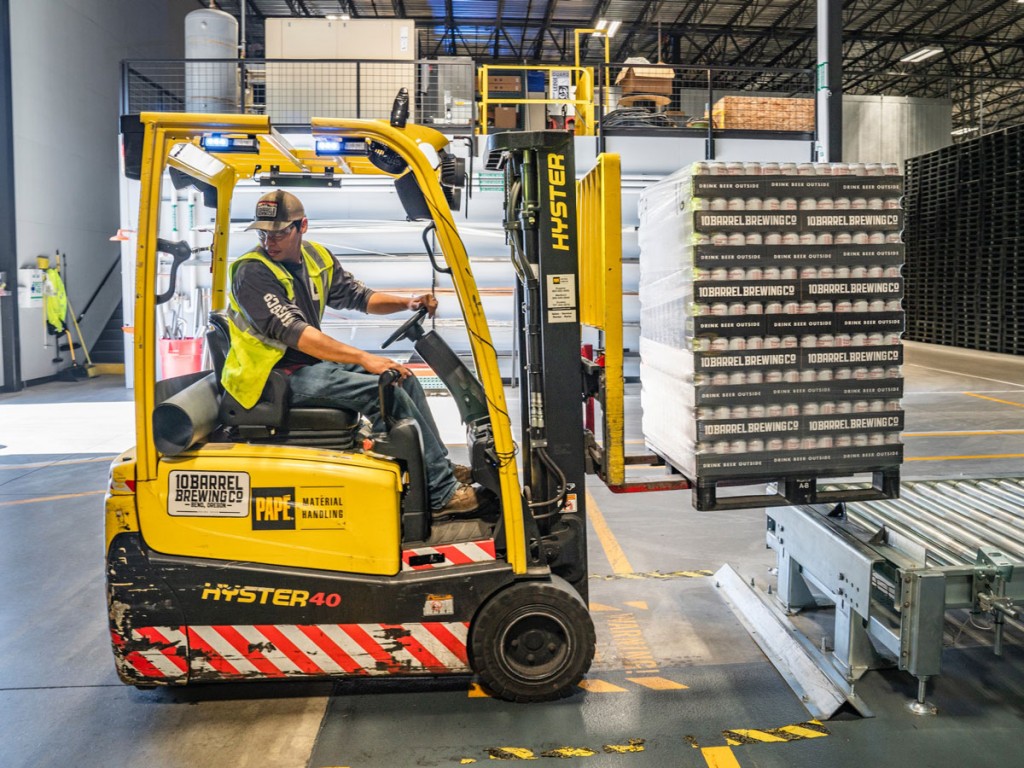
[[123, 58, 474, 128]]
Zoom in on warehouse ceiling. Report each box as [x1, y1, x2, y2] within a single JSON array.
[[211, 0, 1024, 137]]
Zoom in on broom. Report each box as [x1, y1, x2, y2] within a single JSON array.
[[58, 251, 99, 378]]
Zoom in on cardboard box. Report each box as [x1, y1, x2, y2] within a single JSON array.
[[493, 106, 518, 129], [615, 64, 674, 97], [487, 75, 522, 93]]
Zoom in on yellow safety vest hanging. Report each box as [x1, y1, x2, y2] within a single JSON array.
[[221, 241, 335, 409], [43, 267, 68, 335]]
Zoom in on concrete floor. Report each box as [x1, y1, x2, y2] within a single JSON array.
[[1, 340, 1023, 767]]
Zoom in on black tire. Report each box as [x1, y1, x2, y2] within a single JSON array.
[[469, 576, 595, 702]]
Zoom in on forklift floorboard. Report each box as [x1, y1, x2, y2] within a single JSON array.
[[1, 340, 1022, 767]]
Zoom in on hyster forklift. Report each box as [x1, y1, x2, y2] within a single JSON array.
[[106, 111, 594, 701]]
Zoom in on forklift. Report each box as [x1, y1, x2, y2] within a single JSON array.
[[106, 111, 594, 702]]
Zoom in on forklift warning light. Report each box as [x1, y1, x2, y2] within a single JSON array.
[[315, 138, 368, 156], [201, 134, 259, 153]]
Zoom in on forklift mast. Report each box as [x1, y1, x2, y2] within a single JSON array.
[[486, 132, 589, 597]]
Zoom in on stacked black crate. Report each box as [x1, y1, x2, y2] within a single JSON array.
[[906, 126, 1024, 356], [638, 161, 905, 509]]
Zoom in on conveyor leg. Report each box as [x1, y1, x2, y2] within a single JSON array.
[[907, 675, 937, 716]]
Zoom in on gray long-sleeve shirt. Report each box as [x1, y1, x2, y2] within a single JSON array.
[[231, 243, 375, 368]]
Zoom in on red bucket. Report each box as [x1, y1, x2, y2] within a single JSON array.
[[159, 337, 204, 378]]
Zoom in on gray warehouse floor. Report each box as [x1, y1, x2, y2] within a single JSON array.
[[1, 341, 1023, 767]]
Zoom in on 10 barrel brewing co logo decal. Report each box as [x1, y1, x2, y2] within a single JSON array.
[[168, 471, 250, 517]]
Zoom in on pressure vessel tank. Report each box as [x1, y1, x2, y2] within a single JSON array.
[[185, 7, 239, 113]]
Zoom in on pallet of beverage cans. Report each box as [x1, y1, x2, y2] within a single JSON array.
[[637, 159, 904, 511]]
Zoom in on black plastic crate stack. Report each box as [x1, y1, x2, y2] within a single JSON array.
[[905, 125, 1024, 355], [638, 162, 905, 510]]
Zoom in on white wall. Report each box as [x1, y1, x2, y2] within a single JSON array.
[[10, 0, 194, 381], [842, 94, 952, 169]]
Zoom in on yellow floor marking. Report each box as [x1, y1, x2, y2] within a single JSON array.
[[964, 392, 1024, 409], [604, 739, 645, 753], [461, 760, 477, 765], [586, 490, 634, 575], [624, 600, 648, 610], [701, 746, 741, 768], [779, 724, 830, 739], [906, 453, 1024, 462], [626, 676, 688, 691], [577, 679, 629, 693], [725, 731, 790, 745], [0, 455, 114, 470], [467, 682, 490, 698], [542, 747, 597, 758], [588, 602, 620, 612], [486, 747, 537, 760], [0, 490, 105, 508], [903, 429, 1024, 437]]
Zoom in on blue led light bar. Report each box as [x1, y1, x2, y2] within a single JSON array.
[[315, 137, 368, 156], [200, 134, 258, 153]]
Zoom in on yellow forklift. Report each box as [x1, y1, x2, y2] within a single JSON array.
[[106, 110, 594, 701]]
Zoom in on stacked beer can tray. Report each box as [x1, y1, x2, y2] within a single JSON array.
[[638, 160, 905, 506]]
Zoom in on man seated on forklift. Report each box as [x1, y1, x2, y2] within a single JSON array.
[[222, 189, 480, 518]]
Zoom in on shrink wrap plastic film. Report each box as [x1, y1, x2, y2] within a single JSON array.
[[638, 162, 906, 480]]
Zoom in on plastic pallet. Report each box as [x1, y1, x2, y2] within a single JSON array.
[[692, 467, 901, 512]]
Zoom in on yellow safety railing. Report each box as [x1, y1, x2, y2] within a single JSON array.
[[478, 64, 595, 135], [577, 153, 624, 486]]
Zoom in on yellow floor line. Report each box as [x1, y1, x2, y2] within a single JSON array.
[[627, 676, 688, 691], [906, 453, 1024, 462], [702, 746, 741, 768], [586, 490, 634, 575], [0, 490, 105, 507], [577, 679, 629, 693], [964, 392, 1024, 409]]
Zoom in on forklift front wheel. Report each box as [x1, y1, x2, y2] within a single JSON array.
[[470, 577, 595, 702]]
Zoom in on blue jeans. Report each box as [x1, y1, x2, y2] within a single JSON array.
[[288, 362, 459, 509]]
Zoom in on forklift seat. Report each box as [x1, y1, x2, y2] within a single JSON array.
[[206, 311, 360, 449]]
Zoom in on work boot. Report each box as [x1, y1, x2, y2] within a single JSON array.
[[452, 464, 473, 484], [434, 483, 479, 519]]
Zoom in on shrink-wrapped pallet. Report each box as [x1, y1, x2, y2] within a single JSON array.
[[638, 160, 906, 491]]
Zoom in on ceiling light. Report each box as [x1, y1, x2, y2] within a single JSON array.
[[900, 47, 942, 63], [951, 126, 979, 136], [595, 19, 608, 31], [606, 20, 621, 37], [596, 19, 621, 38]]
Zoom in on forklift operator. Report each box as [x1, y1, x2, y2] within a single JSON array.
[[222, 189, 480, 518]]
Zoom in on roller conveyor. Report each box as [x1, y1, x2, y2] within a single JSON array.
[[764, 478, 1024, 715]]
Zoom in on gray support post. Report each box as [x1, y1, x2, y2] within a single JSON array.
[[0, 0, 21, 392], [816, 0, 843, 161]]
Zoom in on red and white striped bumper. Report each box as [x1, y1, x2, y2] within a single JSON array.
[[401, 539, 497, 571], [112, 622, 471, 683]]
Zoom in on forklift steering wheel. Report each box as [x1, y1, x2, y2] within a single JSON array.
[[381, 306, 429, 349]]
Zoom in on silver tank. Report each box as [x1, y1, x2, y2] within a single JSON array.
[[185, 7, 239, 113]]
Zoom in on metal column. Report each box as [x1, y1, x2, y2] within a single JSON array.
[[0, 0, 21, 392], [816, 0, 843, 162]]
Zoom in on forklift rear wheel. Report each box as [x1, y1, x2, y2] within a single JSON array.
[[470, 577, 595, 702]]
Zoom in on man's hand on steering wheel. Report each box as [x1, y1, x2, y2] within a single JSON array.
[[408, 293, 438, 317]]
